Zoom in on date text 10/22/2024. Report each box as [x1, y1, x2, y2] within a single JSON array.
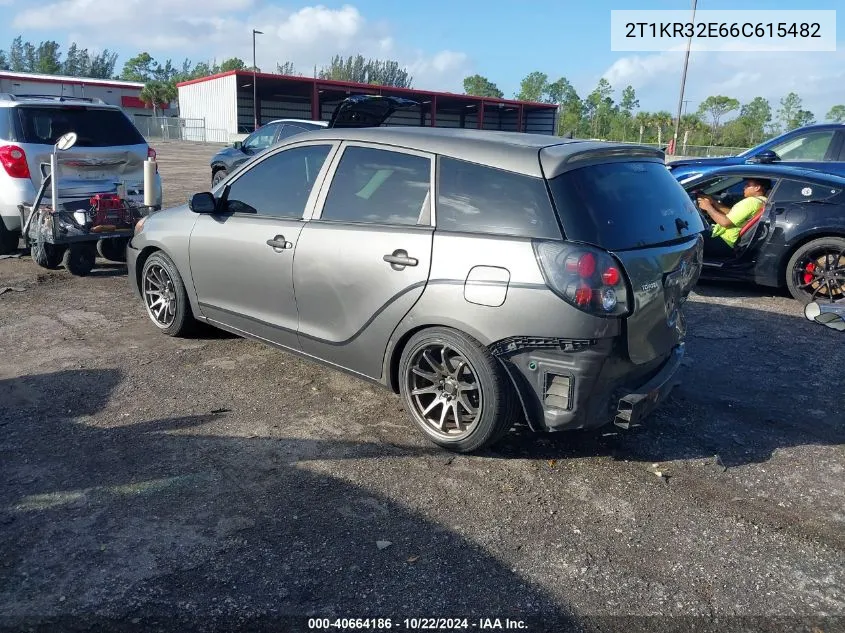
[[307, 618, 529, 630]]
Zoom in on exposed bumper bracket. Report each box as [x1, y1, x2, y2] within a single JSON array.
[[613, 344, 684, 429]]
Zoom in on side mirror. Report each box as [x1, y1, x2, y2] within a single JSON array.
[[232, 140, 243, 150], [55, 132, 77, 151], [804, 301, 845, 332], [747, 150, 779, 165], [188, 192, 217, 214]]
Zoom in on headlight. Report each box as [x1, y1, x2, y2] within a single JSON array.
[[134, 216, 147, 235]]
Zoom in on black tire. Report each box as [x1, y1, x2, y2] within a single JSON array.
[[31, 238, 64, 269], [212, 168, 228, 187], [62, 243, 96, 276], [97, 237, 129, 262], [785, 236, 845, 304], [398, 327, 521, 453], [140, 251, 195, 337], [0, 221, 19, 255]]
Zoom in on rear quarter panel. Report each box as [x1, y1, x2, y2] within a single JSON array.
[[383, 232, 621, 382]]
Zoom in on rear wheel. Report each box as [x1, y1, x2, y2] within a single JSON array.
[[62, 243, 96, 276], [786, 237, 845, 304], [398, 327, 520, 453], [0, 221, 19, 254], [141, 251, 195, 337], [31, 239, 64, 269]]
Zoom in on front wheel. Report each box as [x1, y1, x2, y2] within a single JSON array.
[[212, 168, 228, 187], [785, 237, 845, 304], [398, 327, 520, 453], [141, 251, 195, 337]]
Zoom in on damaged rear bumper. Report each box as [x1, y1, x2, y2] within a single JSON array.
[[492, 337, 684, 433]]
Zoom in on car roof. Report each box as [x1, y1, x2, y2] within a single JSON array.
[[683, 163, 845, 185], [281, 126, 664, 178]]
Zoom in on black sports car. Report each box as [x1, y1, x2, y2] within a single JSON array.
[[680, 165, 845, 304]]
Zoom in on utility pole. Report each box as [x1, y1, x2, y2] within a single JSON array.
[[252, 28, 263, 131], [672, 0, 697, 155]]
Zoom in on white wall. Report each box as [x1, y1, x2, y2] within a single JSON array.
[[177, 75, 238, 142]]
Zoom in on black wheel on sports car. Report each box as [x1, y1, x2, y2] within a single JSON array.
[[398, 327, 520, 453], [786, 237, 845, 304]]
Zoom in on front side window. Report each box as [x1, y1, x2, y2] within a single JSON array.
[[770, 131, 835, 162], [320, 146, 431, 225], [224, 144, 332, 218], [437, 157, 560, 239], [243, 123, 281, 152]]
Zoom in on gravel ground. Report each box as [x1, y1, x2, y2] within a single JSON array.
[[0, 141, 843, 633]]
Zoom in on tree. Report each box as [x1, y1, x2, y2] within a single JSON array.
[[318, 54, 412, 88], [738, 97, 771, 145], [277, 61, 297, 76], [546, 77, 582, 137], [585, 78, 614, 137], [140, 80, 177, 117], [463, 74, 503, 98], [777, 92, 804, 131], [22, 41, 36, 72], [620, 85, 639, 116], [8, 37, 24, 71], [697, 95, 740, 143], [88, 50, 118, 78], [0, 51, 7, 71], [35, 41, 61, 74], [794, 109, 815, 127], [62, 43, 82, 76], [634, 111, 652, 143], [121, 52, 156, 82], [515, 71, 548, 102], [220, 57, 247, 72], [826, 105, 845, 123]]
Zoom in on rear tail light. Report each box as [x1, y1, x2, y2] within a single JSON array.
[[533, 241, 630, 317], [0, 145, 31, 179]]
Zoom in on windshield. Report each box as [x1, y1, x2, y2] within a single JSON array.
[[548, 160, 705, 251], [15, 106, 146, 147]]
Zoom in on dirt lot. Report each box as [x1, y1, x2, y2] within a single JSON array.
[[1, 140, 843, 633]]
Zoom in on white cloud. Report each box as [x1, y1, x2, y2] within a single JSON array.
[[12, 1, 472, 91], [602, 47, 845, 120]]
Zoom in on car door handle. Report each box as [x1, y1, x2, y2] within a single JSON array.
[[383, 250, 418, 268], [267, 235, 293, 251]]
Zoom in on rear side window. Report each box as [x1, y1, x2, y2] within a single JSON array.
[[320, 146, 431, 226], [773, 179, 843, 203], [14, 106, 146, 147], [548, 160, 704, 251], [437, 157, 560, 239]]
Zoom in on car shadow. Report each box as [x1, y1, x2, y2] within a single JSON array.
[[488, 298, 844, 468], [0, 369, 575, 630]]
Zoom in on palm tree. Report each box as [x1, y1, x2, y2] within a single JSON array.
[[634, 111, 651, 144], [652, 111, 674, 147], [140, 80, 177, 118]]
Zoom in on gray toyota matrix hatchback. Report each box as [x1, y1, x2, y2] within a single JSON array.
[[128, 111, 704, 453]]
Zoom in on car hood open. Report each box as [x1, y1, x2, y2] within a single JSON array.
[[327, 94, 420, 128]]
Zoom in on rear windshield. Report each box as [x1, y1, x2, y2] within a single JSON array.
[[14, 106, 146, 147], [548, 160, 704, 251]]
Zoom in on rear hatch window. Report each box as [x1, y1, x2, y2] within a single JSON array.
[[14, 106, 146, 147], [548, 160, 704, 251]]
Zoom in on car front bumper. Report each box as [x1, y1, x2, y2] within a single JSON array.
[[494, 338, 684, 433]]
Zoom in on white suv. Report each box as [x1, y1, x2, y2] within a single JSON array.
[[0, 94, 163, 254]]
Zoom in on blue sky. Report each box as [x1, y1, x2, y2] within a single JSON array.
[[1, 0, 843, 118]]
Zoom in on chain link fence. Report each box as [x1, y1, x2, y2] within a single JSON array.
[[132, 115, 229, 144]]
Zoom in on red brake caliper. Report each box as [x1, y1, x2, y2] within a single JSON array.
[[803, 262, 817, 285]]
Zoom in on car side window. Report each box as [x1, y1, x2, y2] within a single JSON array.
[[772, 179, 842, 203], [243, 123, 281, 151], [277, 125, 308, 141], [224, 144, 332, 218], [770, 131, 835, 162], [437, 157, 560, 239], [319, 146, 431, 225]]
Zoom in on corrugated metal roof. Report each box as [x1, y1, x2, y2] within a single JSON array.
[[176, 70, 558, 110]]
